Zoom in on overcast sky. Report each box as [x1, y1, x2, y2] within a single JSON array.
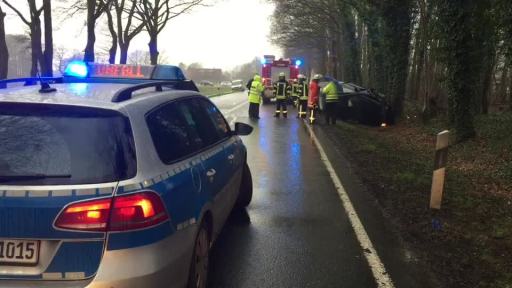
[[3, 0, 281, 70]]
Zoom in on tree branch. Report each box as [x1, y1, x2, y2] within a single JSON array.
[[2, 0, 30, 26]]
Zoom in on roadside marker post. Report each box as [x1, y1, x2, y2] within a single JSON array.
[[430, 130, 450, 209]]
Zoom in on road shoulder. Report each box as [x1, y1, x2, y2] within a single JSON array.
[[307, 123, 442, 288]]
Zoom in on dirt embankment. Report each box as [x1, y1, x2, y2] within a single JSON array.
[[324, 113, 512, 288]]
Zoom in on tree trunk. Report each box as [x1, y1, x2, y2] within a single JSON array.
[[498, 64, 508, 103], [361, 24, 369, 86], [328, 27, 339, 79], [148, 34, 159, 65], [366, 8, 387, 93], [421, 47, 433, 122], [106, 6, 117, 64], [108, 40, 117, 64], [480, 56, 495, 114], [0, 7, 8, 80], [414, 0, 428, 102], [324, 37, 330, 75], [336, 31, 344, 80], [342, 13, 361, 83], [408, 34, 419, 100], [84, 0, 96, 63], [119, 43, 129, 64], [30, 20, 44, 77], [384, 0, 412, 119], [319, 41, 328, 75], [439, 0, 476, 141], [509, 68, 512, 111], [42, 0, 53, 77]]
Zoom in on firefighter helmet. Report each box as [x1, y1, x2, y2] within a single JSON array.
[[313, 74, 323, 80], [298, 74, 306, 80], [279, 72, 286, 77]]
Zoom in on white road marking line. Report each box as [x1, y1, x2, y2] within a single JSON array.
[[226, 99, 248, 115], [219, 97, 246, 125], [306, 125, 395, 288]]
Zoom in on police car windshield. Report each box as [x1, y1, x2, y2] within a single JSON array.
[[0, 104, 137, 185]]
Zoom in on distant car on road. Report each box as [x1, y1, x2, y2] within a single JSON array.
[[318, 79, 394, 126], [220, 81, 232, 87], [199, 80, 214, 86], [0, 62, 254, 288], [231, 79, 245, 91]]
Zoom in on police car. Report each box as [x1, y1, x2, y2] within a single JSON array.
[[0, 62, 253, 288]]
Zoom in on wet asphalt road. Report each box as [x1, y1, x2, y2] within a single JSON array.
[[208, 92, 377, 287]]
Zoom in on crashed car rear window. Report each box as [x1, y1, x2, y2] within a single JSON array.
[[0, 104, 137, 185]]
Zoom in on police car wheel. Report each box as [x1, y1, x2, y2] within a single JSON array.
[[235, 162, 253, 209], [187, 222, 210, 288]]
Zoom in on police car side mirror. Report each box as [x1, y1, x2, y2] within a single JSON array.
[[234, 122, 253, 136]]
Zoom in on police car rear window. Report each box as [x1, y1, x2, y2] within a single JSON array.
[[0, 104, 136, 185]]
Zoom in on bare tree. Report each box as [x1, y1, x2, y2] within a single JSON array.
[[136, 0, 205, 65], [111, 0, 145, 64], [3, 0, 53, 76], [85, 0, 109, 62], [63, 0, 110, 62], [6, 35, 31, 78], [53, 47, 82, 74], [53, 46, 67, 74], [104, 0, 118, 64], [128, 49, 151, 65], [42, 0, 52, 76], [0, 4, 7, 79]]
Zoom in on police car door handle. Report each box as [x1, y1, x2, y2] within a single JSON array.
[[206, 169, 216, 177]]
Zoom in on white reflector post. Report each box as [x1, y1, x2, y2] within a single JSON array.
[[430, 130, 450, 209]]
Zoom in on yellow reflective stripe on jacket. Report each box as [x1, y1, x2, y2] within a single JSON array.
[[323, 81, 339, 102]]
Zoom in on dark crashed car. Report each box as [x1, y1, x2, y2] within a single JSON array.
[[319, 81, 394, 126]]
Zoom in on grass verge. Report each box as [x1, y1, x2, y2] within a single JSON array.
[[198, 86, 234, 98], [326, 113, 512, 288]]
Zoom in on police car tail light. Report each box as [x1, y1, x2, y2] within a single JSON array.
[[54, 198, 112, 232], [109, 191, 168, 231], [54, 192, 168, 232]]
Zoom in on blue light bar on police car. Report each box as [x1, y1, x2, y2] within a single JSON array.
[[63, 62, 186, 81], [64, 61, 88, 78]]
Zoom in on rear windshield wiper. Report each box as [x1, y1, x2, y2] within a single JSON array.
[[0, 174, 71, 183]]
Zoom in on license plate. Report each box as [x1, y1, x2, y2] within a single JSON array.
[[0, 239, 39, 265]]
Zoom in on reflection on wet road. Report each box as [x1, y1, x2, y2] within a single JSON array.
[[209, 92, 376, 288]]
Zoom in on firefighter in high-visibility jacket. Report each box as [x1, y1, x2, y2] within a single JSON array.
[[273, 72, 292, 118], [296, 74, 309, 118], [322, 78, 342, 125], [308, 74, 322, 124], [248, 74, 264, 119]]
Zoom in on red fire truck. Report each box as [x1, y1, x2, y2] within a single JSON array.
[[261, 55, 301, 104]]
